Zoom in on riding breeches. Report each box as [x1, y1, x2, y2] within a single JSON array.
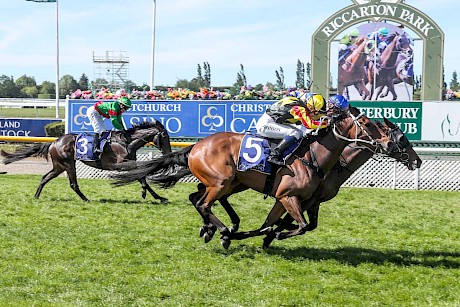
[[86, 106, 106, 134], [256, 113, 305, 140]]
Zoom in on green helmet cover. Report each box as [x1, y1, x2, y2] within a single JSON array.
[[119, 96, 132, 108]]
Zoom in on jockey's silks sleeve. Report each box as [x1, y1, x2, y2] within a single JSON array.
[[289, 106, 328, 129], [95, 101, 124, 130]]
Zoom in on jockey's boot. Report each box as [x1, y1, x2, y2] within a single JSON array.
[[267, 136, 296, 166], [93, 133, 102, 160]]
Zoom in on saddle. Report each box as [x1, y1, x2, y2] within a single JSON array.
[[75, 131, 111, 161]]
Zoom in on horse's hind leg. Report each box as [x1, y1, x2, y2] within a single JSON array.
[[195, 186, 233, 248], [139, 177, 168, 203], [34, 167, 65, 199], [219, 195, 240, 233]]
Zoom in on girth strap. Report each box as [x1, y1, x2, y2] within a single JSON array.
[[298, 157, 325, 179]]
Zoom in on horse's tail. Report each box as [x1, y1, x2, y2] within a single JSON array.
[[111, 145, 193, 187], [1, 143, 51, 165]]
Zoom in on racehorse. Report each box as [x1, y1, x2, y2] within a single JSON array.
[[236, 117, 422, 248], [338, 36, 371, 100], [366, 33, 413, 100], [111, 107, 392, 249], [1, 121, 171, 203]]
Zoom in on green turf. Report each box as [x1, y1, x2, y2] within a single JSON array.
[[0, 175, 458, 306]]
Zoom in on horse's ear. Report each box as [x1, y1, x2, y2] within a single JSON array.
[[383, 117, 396, 128]]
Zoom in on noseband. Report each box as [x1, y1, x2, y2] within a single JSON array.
[[332, 111, 384, 154]]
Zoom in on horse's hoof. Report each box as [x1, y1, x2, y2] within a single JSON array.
[[221, 236, 231, 249], [199, 226, 207, 237], [229, 225, 239, 234], [159, 198, 169, 204], [275, 232, 284, 240], [260, 226, 273, 235], [142, 192, 147, 199], [203, 232, 212, 243]]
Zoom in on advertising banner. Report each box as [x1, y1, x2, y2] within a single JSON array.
[[0, 118, 61, 137], [352, 101, 422, 140], [67, 99, 274, 137], [422, 102, 460, 141]]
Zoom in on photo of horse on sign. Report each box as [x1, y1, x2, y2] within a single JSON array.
[[337, 22, 415, 101]]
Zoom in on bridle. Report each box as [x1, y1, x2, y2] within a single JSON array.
[[332, 111, 385, 154]]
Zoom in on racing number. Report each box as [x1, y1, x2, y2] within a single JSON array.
[[242, 137, 263, 163], [77, 137, 89, 155]]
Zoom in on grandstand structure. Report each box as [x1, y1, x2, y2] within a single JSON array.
[[92, 51, 129, 91]]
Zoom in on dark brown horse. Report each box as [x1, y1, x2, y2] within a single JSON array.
[[112, 107, 392, 249], [338, 36, 371, 100], [366, 33, 412, 100], [1, 121, 171, 202], [240, 117, 422, 248]]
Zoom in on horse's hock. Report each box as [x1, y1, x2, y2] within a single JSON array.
[[74, 145, 460, 192]]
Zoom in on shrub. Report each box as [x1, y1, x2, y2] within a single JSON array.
[[45, 121, 65, 137]]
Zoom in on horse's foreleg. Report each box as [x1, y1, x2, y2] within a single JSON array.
[[275, 196, 308, 241], [139, 177, 168, 203], [231, 200, 286, 242], [34, 167, 65, 199], [306, 203, 320, 231]]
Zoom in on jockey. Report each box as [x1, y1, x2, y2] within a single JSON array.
[[338, 28, 360, 63], [367, 27, 389, 55], [86, 96, 132, 157], [256, 92, 330, 166], [327, 95, 349, 116]]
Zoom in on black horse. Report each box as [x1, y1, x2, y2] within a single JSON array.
[[1, 121, 171, 202]]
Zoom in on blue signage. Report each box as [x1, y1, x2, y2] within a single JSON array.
[[67, 99, 275, 137], [0, 118, 61, 137]]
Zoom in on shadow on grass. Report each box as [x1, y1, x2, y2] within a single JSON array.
[[264, 246, 460, 268]]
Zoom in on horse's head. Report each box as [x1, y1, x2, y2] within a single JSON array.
[[331, 106, 391, 154], [377, 118, 422, 170], [128, 121, 172, 154], [152, 121, 172, 154]]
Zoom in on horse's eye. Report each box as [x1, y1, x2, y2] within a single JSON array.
[[365, 122, 371, 127]]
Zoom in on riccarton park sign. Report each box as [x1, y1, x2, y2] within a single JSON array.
[[311, 0, 444, 101]]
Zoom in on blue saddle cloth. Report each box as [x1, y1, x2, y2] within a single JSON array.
[[75, 131, 110, 161], [237, 134, 301, 174]]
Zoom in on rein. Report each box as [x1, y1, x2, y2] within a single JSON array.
[[332, 112, 382, 153]]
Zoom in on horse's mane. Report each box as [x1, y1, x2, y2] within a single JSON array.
[[126, 120, 165, 133]]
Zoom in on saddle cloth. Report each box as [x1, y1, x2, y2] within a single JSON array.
[[237, 134, 301, 174], [75, 131, 110, 161]]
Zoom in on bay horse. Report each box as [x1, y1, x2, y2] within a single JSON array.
[[1, 121, 171, 203], [111, 107, 392, 249], [366, 33, 412, 100], [338, 36, 371, 100], [240, 117, 422, 248]]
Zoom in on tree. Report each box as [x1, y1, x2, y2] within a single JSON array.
[[15, 74, 36, 88], [295, 60, 305, 89], [59, 75, 78, 98], [306, 63, 312, 88], [275, 67, 285, 90], [203, 62, 211, 88], [78, 74, 89, 91], [196, 64, 204, 88], [0, 75, 20, 97], [40, 81, 55, 95], [21, 86, 39, 98], [123, 80, 137, 92], [233, 64, 247, 94], [450, 71, 459, 91]]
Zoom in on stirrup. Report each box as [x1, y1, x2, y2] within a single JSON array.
[[267, 156, 285, 166]]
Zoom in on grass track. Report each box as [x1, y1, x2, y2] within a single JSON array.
[[0, 175, 459, 306]]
